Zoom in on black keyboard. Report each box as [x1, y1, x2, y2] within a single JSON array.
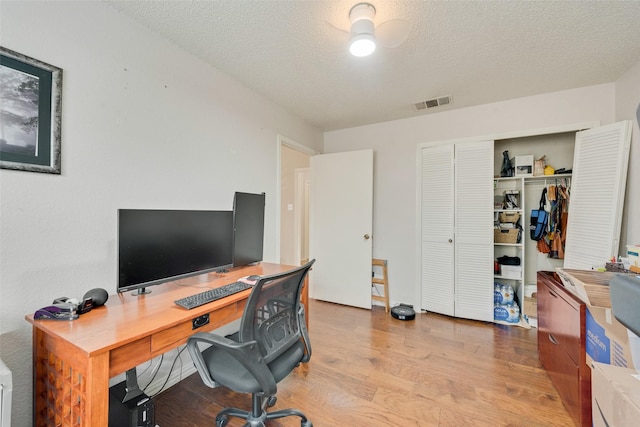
[[174, 281, 253, 310]]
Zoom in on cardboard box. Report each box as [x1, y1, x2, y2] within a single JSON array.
[[556, 269, 619, 308], [523, 296, 537, 317], [586, 305, 640, 369], [591, 362, 640, 427]]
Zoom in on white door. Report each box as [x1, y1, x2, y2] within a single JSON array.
[[564, 121, 632, 269], [420, 144, 455, 316], [454, 141, 494, 321], [420, 141, 493, 321], [310, 149, 373, 309]]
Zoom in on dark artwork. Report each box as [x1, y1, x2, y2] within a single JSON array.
[[0, 46, 62, 174], [0, 66, 39, 156]]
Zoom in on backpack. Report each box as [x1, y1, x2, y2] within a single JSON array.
[[530, 188, 548, 241]]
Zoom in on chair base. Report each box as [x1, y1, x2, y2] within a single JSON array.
[[215, 394, 312, 427]]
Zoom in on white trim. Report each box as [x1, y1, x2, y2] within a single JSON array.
[[414, 144, 424, 309], [279, 134, 320, 156], [276, 138, 283, 262], [416, 121, 599, 150], [293, 168, 310, 266]]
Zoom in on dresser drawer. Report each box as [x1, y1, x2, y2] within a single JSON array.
[[537, 271, 591, 427], [539, 326, 581, 423], [538, 273, 582, 365]]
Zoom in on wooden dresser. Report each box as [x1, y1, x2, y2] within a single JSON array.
[[537, 271, 591, 427]]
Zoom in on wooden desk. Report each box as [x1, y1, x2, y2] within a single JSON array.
[[26, 263, 308, 427]]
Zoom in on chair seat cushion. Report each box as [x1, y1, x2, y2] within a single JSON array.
[[201, 339, 305, 394]]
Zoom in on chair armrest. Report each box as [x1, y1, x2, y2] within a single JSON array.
[[187, 332, 277, 395]]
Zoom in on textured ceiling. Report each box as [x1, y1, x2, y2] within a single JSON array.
[[105, 1, 640, 131]]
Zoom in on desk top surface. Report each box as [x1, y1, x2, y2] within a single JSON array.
[[26, 262, 297, 356]]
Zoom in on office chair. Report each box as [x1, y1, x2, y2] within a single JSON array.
[[187, 260, 315, 427], [609, 274, 640, 337]]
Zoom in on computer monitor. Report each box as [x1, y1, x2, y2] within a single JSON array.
[[117, 209, 233, 295], [232, 192, 265, 267]]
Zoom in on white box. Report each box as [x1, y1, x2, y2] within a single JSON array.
[[592, 362, 640, 427], [0, 358, 12, 427], [500, 265, 522, 279], [627, 245, 639, 267], [515, 155, 533, 177]]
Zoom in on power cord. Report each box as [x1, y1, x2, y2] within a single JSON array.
[[152, 345, 187, 397], [142, 354, 164, 392]]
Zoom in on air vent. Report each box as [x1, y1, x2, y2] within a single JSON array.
[[413, 95, 452, 111]]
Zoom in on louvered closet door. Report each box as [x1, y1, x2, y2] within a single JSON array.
[[564, 121, 632, 270], [454, 141, 494, 321], [421, 144, 455, 316]]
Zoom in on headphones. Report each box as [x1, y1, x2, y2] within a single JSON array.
[[53, 288, 109, 315]]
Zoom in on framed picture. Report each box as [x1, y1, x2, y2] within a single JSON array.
[[515, 155, 533, 177], [0, 46, 62, 174]]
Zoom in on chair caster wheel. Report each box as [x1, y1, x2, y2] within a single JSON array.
[[216, 414, 229, 427], [267, 396, 277, 407]]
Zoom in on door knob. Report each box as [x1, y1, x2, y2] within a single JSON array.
[[448, 239, 453, 243], [364, 234, 370, 240]]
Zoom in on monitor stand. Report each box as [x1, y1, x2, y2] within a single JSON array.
[[132, 287, 151, 296]]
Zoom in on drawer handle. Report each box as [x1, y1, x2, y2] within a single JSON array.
[[549, 291, 558, 298], [548, 333, 559, 345]]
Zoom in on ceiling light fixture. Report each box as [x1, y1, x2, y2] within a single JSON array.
[[349, 3, 377, 57]]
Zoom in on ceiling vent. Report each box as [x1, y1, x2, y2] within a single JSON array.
[[413, 95, 452, 111]]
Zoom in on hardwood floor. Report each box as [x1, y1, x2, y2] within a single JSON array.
[[153, 299, 575, 426]]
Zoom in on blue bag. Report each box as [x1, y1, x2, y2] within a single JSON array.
[[530, 188, 548, 241]]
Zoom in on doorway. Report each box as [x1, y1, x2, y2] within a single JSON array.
[[278, 137, 314, 266]]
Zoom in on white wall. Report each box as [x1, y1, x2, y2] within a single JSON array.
[[615, 58, 640, 249], [0, 2, 322, 425], [324, 84, 619, 307]]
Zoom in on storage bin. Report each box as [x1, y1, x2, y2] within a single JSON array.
[[501, 265, 522, 279], [498, 211, 520, 223], [494, 228, 520, 244]]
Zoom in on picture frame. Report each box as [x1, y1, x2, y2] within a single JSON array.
[[0, 46, 62, 174], [515, 155, 533, 177]]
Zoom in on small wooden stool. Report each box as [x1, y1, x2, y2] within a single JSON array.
[[372, 258, 390, 312]]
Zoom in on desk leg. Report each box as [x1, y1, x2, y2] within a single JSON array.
[[33, 328, 110, 426]]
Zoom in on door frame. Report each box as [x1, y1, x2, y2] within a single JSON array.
[[277, 135, 318, 265], [414, 121, 598, 309], [293, 167, 310, 266]]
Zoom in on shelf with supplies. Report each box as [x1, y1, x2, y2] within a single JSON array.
[[493, 176, 525, 327], [493, 178, 524, 248]]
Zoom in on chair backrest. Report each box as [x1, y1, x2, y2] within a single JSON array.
[[238, 260, 315, 364]]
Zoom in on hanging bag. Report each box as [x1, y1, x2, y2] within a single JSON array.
[[500, 150, 513, 177], [530, 188, 548, 241]]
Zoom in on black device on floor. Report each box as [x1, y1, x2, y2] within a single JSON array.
[[109, 369, 155, 427], [391, 304, 416, 320]]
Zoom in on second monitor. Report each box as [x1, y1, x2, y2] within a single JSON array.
[[232, 192, 265, 267]]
